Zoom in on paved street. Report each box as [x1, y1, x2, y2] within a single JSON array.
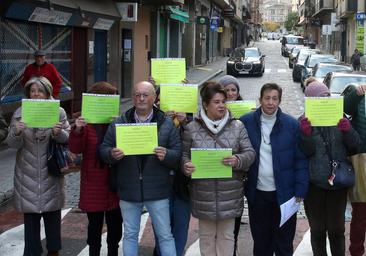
[[0, 39, 357, 255]]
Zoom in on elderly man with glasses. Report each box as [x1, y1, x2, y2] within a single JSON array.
[[99, 81, 181, 256]]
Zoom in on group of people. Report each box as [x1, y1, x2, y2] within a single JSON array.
[[2, 56, 366, 256]]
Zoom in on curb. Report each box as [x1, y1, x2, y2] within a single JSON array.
[[197, 69, 224, 87]]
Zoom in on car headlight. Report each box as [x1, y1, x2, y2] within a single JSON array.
[[227, 61, 235, 64], [253, 61, 261, 64]]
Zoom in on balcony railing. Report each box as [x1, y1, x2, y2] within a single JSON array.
[[313, 0, 333, 17]]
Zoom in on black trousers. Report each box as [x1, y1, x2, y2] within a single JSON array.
[[23, 210, 61, 256], [86, 208, 123, 256], [248, 190, 296, 256], [304, 184, 347, 256]]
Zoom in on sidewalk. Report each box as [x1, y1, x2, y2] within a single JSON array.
[[0, 56, 228, 205]]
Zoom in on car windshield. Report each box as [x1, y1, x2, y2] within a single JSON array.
[[245, 49, 260, 57], [298, 51, 311, 61], [330, 76, 366, 94], [308, 56, 337, 68], [315, 65, 352, 77], [286, 37, 304, 44]]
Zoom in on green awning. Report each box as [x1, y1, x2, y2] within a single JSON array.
[[168, 6, 189, 23]]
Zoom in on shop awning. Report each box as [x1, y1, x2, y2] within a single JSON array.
[[168, 6, 189, 23]]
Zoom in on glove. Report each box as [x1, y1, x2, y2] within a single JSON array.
[[300, 117, 312, 136], [337, 118, 351, 132]]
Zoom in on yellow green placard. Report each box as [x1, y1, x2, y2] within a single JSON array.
[[305, 97, 343, 126], [226, 100, 256, 118], [356, 24, 364, 53], [151, 58, 186, 85], [81, 93, 120, 124], [160, 84, 198, 113], [116, 123, 158, 155], [191, 148, 232, 179], [22, 99, 60, 128]]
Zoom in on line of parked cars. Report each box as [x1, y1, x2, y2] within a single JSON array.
[[288, 44, 366, 94]]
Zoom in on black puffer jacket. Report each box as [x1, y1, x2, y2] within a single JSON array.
[[299, 125, 360, 190], [99, 107, 182, 202]]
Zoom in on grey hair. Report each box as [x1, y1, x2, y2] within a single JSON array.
[[24, 76, 53, 98]]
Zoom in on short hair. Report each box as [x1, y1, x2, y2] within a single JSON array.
[[304, 76, 317, 88], [260, 83, 282, 102], [133, 81, 156, 96], [88, 81, 118, 95], [200, 81, 227, 105], [24, 76, 53, 98]]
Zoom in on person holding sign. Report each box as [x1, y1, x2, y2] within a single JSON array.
[[299, 81, 360, 256], [69, 82, 122, 256], [182, 81, 255, 256], [218, 75, 243, 101], [343, 84, 366, 256], [239, 83, 309, 256], [6, 76, 70, 256], [99, 81, 181, 256]]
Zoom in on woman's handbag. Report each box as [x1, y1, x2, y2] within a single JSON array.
[[47, 138, 69, 177], [320, 132, 355, 188]]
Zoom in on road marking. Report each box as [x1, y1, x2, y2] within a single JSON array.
[[0, 208, 71, 255], [185, 239, 200, 256], [293, 229, 331, 255], [77, 212, 149, 256], [278, 69, 287, 73], [265, 69, 271, 73]]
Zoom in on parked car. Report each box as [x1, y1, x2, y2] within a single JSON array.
[[289, 46, 307, 68], [300, 54, 337, 88], [281, 35, 304, 57], [309, 62, 352, 83], [226, 47, 265, 77], [292, 49, 322, 82], [323, 71, 366, 95]]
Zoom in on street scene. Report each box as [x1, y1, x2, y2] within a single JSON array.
[[1, 0, 366, 256]]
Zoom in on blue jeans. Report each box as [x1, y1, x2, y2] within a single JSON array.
[[119, 199, 176, 256], [154, 193, 191, 256]]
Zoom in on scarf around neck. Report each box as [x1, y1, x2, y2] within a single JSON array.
[[200, 109, 230, 134]]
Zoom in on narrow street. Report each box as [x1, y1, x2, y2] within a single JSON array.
[[0, 39, 357, 255]]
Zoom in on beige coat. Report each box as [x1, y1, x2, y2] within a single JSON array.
[[182, 116, 255, 220], [7, 107, 70, 213]]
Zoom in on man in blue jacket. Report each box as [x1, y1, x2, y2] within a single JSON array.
[[240, 83, 309, 256], [99, 81, 181, 256]]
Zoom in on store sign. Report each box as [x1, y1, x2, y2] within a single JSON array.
[[28, 7, 72, 26], [210, 16, 220, 31], [93, 18, 115, 30], [356, 12, 366, 21], [116, 3, 138, 22], [196, 16, 209, 25]]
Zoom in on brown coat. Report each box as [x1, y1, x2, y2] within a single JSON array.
[[6, 107, 70, 213], [182, 116, 255, 220]]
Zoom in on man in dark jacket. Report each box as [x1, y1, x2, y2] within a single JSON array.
[[0, 109, 8, 143], [99, 81, 181, 256], [22, 50, 62, 97], [240, 83, 309, 256]]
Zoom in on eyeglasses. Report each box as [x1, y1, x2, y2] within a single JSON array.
[[133, 93, 151, 98]]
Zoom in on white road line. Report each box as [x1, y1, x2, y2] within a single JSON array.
[[265, 69, 271, 73], [278, 69, 287, 73], [293, 229, 331, 255], [77, 212, 149, 256], [185, 239, 200, 256], [0, 208, 71, 255]]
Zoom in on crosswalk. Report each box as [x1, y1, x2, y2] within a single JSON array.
[[0, 207, 321, 256], [265, 68, 290, 73]]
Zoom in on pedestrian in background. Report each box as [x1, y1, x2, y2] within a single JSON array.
[[240, 83, 309, 256], [0, 109, 8, 143], [99, 81, 181, 256], [69, 82, 122, 256], [218, 75, 244, 256], [6, 76, 70, 256], [182, 81, 256, 256], [299, 81, 360, 256], [22, 50, 62, 97], [152, 86, 192, 256], [343, 84, 366, 256], [351, 49, 362, 71]]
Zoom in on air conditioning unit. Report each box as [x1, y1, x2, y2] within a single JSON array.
[[116, 3, 138, 22]]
